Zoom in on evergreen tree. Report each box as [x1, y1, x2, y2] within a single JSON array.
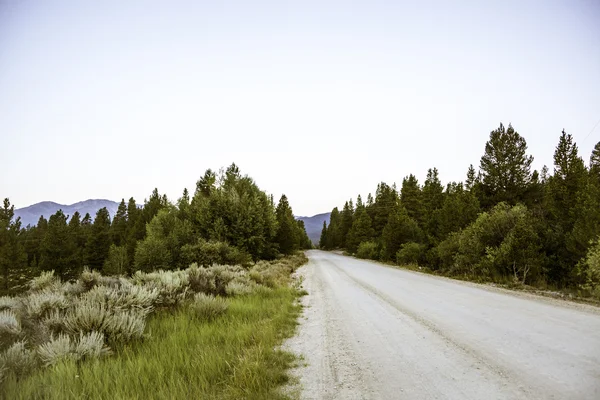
[[111, 199, 128, 247], [319, 221, 328, 249], [68, 211, 85, 271], [84, 207, 112, 269], [339, 200, 354, 248], [422, 168, 444, 244], [275, 195, 298, 255], [0, 199, 27, 294], [380, 205, 423, 260], [479, 123, 533, 207], [400, 174, 423, 223], [545, 130, 588, 285], [589, 141, 600, 182], [325, 208, 341, 249], [346, 206, 374, 254], [371, 183, 398, 238], [466, 164, 477, 191], [39, 210, 78, 280]]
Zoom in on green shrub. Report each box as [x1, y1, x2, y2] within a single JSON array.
[[356, 241, 379, 260], [576, 238, 600, 295], [181, 239, 252, 268], [189, 293, 228, 321], [396, 242, 426, 265]]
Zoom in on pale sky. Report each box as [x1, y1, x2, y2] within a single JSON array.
[[1, 0, 599, 216]]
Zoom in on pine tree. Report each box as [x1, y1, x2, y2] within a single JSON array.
[[380, 205, 422, 260], [422, 168, 444, 244], [275, 195, 298, 255], [85, 207, 112, 269], [479, 123, 533, 207], [68, 211, 84, 271], [111, 199, 128, 247], [400, 174, 423, 223], [346, 207, 374, 254], [319, 221, 328, 249], [339, 200, 354, 248], [545, 130, 588, 285], [0, 199, 27, 294], [325, 208, 341, 249], [39, 210, 78, 280], [466, 164, 477, 191], [371, 183, 398, 238]]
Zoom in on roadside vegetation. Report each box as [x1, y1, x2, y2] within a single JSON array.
[[320, 125, 600, 300], [0, 164, 311, 397], [0, 253, 307, 399], [1, 163, 312, 296]]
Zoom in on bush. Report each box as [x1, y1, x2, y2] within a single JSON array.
[[189, 293, 228, 321], [25, 291, 69, 320], [181, 239, 252, 268], [0, 310, 21, 348], [29, 271, 59, 292], [0, 296, 19, 312], [396, 242, 426, 265], [576, 238, 600, 295], [38, 331, 111, 367], [0, 341, 37, 378], [356, 241, 379, 260]]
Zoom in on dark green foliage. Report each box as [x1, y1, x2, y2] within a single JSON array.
[[396, 242, 426, 265], [322, 123, 600, 293], [275, 195, 299, 255], [103, 244, 128, 275], [134, 207, 194, 271], [346, 206, 374, 253], [339, 200, 354, 248], [84, 208, 112, 270], [111, 199, 128, 247], [422, 168, 444, 244], [544, 130, 589, 285], [181, 239, 251, 268], [39, 210, 78, 280], [296, 220, 313, 250], [319, 221, 327, 249], [479, 123, 533, 207], [380, 205, 422, 261], [0, 199, 27, 294], [324, 208, 341, 249], [3, 165, 306, 294], [370, 183, 398, 238], [355, 241, 379, 260], [400, 175, 423, 223], [190, 165, 279, 260]]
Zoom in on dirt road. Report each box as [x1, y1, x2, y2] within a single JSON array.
[[284, 250, 600, 400]]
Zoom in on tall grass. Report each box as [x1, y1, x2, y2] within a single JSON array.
[[0, 252, 308, 398], [1, 287, 300, 399]]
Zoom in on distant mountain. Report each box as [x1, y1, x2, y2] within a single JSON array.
[[297, 212, 331, 245], [15, 199, 120, 228]]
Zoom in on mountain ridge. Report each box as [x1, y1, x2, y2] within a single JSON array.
[[14, 199, 120, 227]]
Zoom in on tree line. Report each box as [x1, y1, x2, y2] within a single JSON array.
[[320, 124, 600, 295], [0, 164, 311, 294]]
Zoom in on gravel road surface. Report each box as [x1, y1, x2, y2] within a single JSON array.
[[284, 250, 600, 400]]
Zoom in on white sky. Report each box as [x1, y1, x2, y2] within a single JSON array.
[[1, 0, 599, 216]]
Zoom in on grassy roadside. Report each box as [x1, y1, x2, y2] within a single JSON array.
[[1, 254, 307, 400]]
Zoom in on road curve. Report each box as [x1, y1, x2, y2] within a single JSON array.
[[284, 250, 600, 400]]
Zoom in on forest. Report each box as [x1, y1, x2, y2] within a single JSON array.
[[320, 124, 600, 297], [0, 164, 312, 295]]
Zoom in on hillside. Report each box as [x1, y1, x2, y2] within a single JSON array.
[[297, 212, 331, 244], [14, 199, 120, 227]]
